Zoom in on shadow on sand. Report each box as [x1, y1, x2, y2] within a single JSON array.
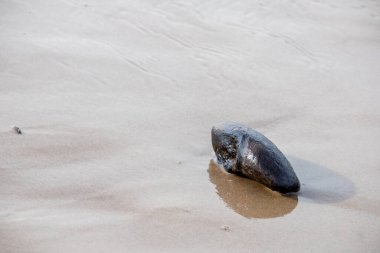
[[288, 156, 356, 204], [208, 156, 356, 219]]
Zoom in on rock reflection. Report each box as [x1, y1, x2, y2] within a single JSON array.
[[208, 160, 298, 219]]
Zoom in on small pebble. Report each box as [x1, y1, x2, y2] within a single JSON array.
[[220, 225, 231, 231], [13, 126, 22, 134]]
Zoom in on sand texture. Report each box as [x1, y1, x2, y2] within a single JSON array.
[[1, 0, 380, 252]]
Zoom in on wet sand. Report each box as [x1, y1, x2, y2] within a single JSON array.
[[1, 0, 380, 252]]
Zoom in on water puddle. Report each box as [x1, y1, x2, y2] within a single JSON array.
[[208, 160, 298, 219]]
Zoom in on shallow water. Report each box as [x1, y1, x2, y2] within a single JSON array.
[[208, 160, 298, 219], [1, 0, 380, 252]]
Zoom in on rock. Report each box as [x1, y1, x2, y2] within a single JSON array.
[[13, 126, 22, 134], [211, 122, 300, 194], [220, 225, 231, 231]]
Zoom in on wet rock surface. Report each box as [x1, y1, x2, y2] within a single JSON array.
[[211, 122, 300, 193]]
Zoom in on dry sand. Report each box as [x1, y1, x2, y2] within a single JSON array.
[[1, 0, 380, 252]]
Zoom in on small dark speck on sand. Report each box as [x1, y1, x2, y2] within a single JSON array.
[[13, 126, 22, 134], [220, 225, 231, 231]]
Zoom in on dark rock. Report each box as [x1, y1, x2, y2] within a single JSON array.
[[211, 122, 300, 193], [13, 126, 22, 134]]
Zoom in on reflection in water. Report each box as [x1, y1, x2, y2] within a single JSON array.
[[208, 160, 298, 219]]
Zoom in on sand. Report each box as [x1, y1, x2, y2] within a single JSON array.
[[1, 0, 380, 252]]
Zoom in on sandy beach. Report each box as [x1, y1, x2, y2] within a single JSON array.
[[1, 0, 380, 252]]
